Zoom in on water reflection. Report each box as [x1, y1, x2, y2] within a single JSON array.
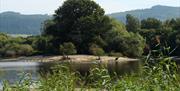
[[0, 62, 40, 90], [0, 59, 179, 90]]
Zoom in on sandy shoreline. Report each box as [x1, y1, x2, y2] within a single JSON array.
[[0, 55, 138, 63]]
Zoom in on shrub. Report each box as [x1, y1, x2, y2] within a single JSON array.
[[89, 44, 105, 60], [1, 43, 34, 57], [0, 33, 9, 48], [18, 44, 34, 56], [109, 51, 123, 57], [59, 42, 77, 59], [31, 36, 54, 54], [4, 50, 16, 57], [39, 65, 77, 91], [86, 66, 111, 89]]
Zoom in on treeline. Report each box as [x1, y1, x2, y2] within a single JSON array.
[[0, 33, 34, 57], [0, 0, 179, 58], [126, 14, 180, 56]]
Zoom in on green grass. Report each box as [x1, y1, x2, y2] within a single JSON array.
[[2, 57, 180, 91]]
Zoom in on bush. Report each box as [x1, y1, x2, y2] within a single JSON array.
[[18, 44, 34, 56], [39, 65, 77, 91], [0, 43, 34, 57], [4, 50, 16, 57], [30, 36, 54, 54], [59, 42, 77, 59], [0, 33, 9, 48], [109, 51, 123, 57], [89, 44, 105, 60]]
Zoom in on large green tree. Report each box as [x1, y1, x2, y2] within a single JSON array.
[[141, 18, 162, 29], [44, 0, 112, 54], [106, 19, 145, 57], [126, 14, 140, 33]]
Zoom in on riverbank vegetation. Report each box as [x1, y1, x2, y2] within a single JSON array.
[[1, 0, 180, 90], [2, 52, 180, 90], [0, 33, 34, 57], [0, 0, 179, 59]]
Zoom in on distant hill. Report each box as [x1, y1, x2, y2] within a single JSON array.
[[109, 5, 180, 23], [0, 5, 179, 35], [0, 11, 50, 35]]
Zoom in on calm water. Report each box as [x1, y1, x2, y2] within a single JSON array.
[[0, 61, 142, 89], [0, 62, 41, 90], [0, 58, 179, 90], [0, 60, 140, 90]]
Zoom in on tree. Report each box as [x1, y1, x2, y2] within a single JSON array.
[[176, 34, 180, 45], [18, 44, 34, 56], [168, 30, 180, 56], [105, 19, 128, 52], [126, 14, 140, 33], [44, 0, 112, 54], [109, 33, 145, 57], [0, 33, 9, 48], [141, 18, 162, 29], [59, 42, 77, 59], [89, 44, 105, 60], [174, 18, 180, 30], [164, 18, 180, 30], [32, 36, 54, 54], [102, 18, 145, 57]]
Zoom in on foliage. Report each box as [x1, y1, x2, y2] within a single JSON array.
[[1, 1, 180, 58], [3, 73, 34, 91], [0, 33, 34, 57], [126, 14, 140, 33], [3, 55, 180, 90], [141, 18, 162, 29], [108, 52, 123, 57], [1, 1, 180, 90], [0, 43, 34, 57], [0, 33, 9, 48], [108, 32, 145, 57], [86, 66, 111, 89], [139, 17, 180, 56], [44, 0, 112, 54], [39, 65, 77, 91], [33, 36, 54, 54], [89, 44, 105, 60], [59, 42, 77, 59]]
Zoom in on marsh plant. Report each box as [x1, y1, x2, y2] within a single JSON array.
[[3, 54, 180, 91], [3, 73, 34, 91]]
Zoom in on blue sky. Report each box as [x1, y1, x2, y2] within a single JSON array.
[[0, 0, 179, 14]]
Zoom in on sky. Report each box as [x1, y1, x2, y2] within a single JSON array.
[[0, 0, 180, 14]]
